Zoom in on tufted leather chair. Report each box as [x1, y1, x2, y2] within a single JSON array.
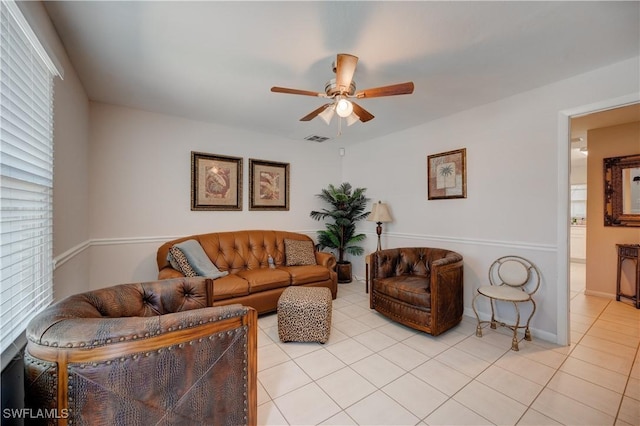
[[24, 277, 257, 425], [370, 247, 464, 336]]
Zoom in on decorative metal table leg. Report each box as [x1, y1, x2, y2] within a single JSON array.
[[475, 324, 483, 337], [524, 328, 532, 341]]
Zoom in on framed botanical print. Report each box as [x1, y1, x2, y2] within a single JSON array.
[[427, 148, 467, 200], [191, 151, 242, 211], [249, 159, 290, 211]]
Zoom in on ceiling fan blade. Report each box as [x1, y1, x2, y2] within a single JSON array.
[[355, 82, 414, 99], [335, 54, 358, 93], [351, 102, 375, 123], [271, 86, 324, 97], [300, 103, 332, 121]]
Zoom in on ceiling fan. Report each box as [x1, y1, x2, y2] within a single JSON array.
[[271, 53, 414, 126]]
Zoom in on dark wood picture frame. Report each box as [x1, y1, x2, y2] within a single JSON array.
[[249, 159, 290, 211], [604, 153, 640, 227], [191, 151, 242, 211], [427, 148, 467, 200]]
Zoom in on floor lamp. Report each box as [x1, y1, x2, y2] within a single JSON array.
[[368, 201, 392, 251]]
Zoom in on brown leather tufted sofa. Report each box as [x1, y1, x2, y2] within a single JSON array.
[[157, 230, 338, 314], [24, 277, 257, 426], [370, 247, 464, 336]]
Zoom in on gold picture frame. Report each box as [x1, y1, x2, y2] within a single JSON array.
[[604, 153, 640, 227], [249, 159, 290, 211], [427, 148, 467, 200], [191, 151, 242, 211]]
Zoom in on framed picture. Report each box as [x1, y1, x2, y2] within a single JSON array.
[[427, 148, 467, 200], [249, 159, 290, 211], [191, 151, 242, 211]]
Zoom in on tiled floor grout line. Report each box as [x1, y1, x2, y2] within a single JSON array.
[[548, 297, 639, 425], [517, 298, 606, 426], [257, 280, 639, 425], [610, 299, 640, 425], [426, 331, 508, 425]]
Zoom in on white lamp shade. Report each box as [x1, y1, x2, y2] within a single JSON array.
[[318, 105, 335, 125], [345, 112, 359, 126], [368, 202, 392, 223]]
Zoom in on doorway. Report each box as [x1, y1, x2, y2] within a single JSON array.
[[568, 103, 640, 305], [558, 96, 640, 347]]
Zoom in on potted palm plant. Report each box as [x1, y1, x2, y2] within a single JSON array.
[[310, 183, 370, 283]]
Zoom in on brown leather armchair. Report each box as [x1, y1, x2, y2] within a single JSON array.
[[24, 277, 257, 425], [370, 247, 464, 336]]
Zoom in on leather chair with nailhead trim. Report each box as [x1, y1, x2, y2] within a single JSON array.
[[24, 277, 257, 425]]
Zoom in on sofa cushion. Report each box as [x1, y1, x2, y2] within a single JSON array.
[[284, 239, 317, 266], [374, 275, 431, 309], [282, 265, 331, 285], [237, 268, 290, 293], [168, 247, 198, 277], [174, 239, 228, 278], [210, 274, 249, 301]]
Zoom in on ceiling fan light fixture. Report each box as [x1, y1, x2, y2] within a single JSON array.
[[345, 112, 359, 126], [335, 97, 354, 118], [318, 104, 335, 125]]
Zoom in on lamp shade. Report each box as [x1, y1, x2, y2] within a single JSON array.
[[318, 104, 335, 125], [368, 201, 392, 223], [345, 112, 359, 126]]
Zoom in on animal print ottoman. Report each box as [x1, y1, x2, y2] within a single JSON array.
[[277, 286, 332, 343]]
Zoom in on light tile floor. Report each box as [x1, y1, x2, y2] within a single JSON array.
[[257, 263, 639, 425]]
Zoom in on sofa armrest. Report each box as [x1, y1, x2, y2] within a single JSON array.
[[430, 251, 463, 268], [158, 266, 186, 280], [315, 251, 336, 270], [429, 254, 464, 335]]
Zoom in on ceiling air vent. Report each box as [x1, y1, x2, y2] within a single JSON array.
[[304, 135, 331, 143]]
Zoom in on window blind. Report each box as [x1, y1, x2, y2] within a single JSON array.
[[0, 0, 61, 366]]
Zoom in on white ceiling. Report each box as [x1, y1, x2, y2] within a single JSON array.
[[43, 1, 640, 145]]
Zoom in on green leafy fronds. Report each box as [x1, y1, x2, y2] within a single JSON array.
[[310, 182, 370, 263]]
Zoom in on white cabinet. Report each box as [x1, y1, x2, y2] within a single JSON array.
[[570, 184, 587, 223], [570, 226, 586, 261]]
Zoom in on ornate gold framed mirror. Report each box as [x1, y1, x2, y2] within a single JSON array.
[[604, 154, 640, 227]]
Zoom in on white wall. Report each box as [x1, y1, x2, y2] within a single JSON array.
[[16, 1, 92, 302], [88, 103, 342, 289], [343, 57, 640, 344]]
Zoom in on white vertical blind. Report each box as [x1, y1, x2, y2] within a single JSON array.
[[0, 0, 60, 362]]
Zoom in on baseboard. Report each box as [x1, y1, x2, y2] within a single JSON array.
[[583, 289, 616, 299]]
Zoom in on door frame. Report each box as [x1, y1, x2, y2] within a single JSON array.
[[556, 93, 640, 346]]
